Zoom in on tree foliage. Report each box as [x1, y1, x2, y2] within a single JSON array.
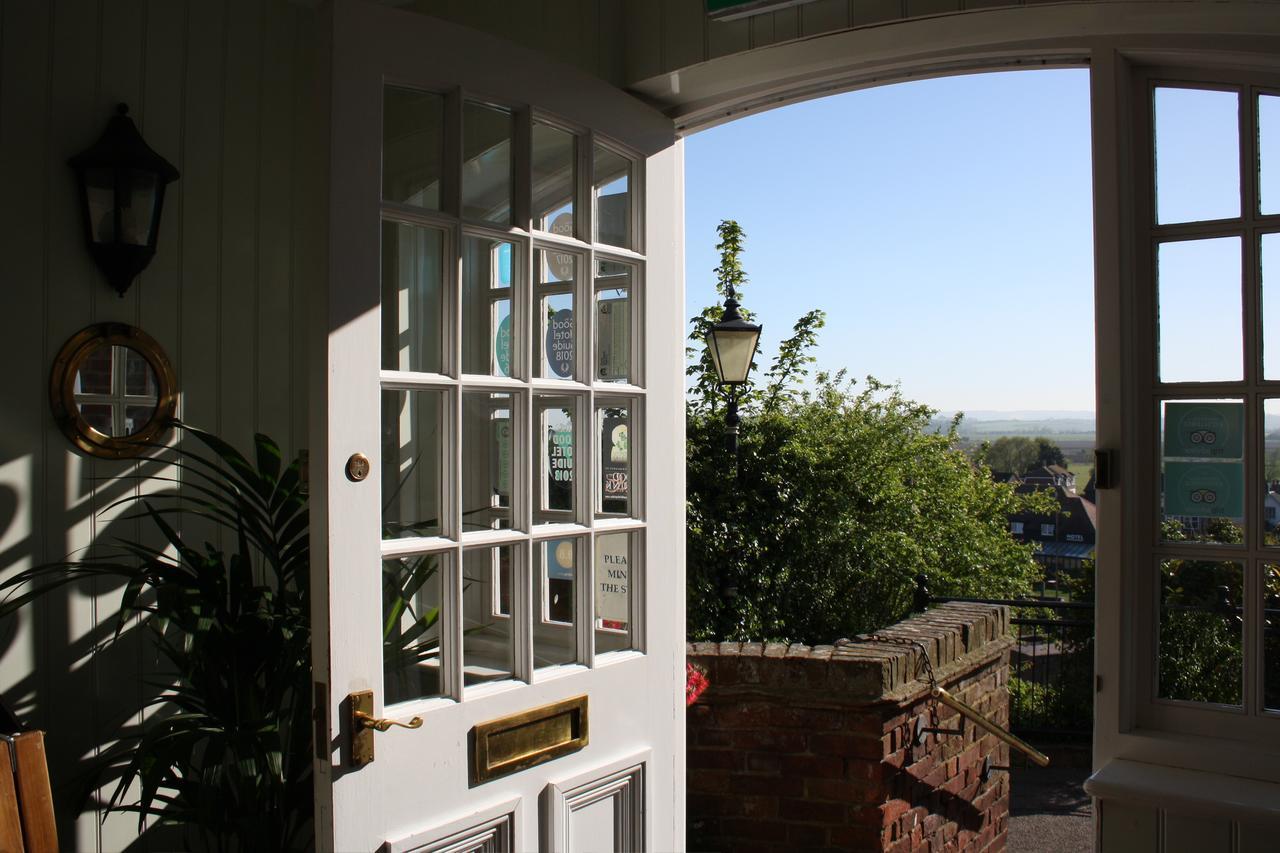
[[980, 435, 1066, 475], [687, 220, 1047, 643]]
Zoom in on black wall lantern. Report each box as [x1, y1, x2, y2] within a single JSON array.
[[706, 290, 762, 453], [68, 104, 180, 298]]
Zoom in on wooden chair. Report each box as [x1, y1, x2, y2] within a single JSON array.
[[0, 731, 58, 853]]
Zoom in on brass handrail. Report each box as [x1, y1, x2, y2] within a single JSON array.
[[932, 685, 1050, 767]]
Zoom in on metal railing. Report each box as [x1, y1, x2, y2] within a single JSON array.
[[927, 593, 1095, 739]]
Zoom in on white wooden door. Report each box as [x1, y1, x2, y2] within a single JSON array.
[[311, 3, 685, 851]]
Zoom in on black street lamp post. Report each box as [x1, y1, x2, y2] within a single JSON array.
[[706, 289, 761, 453]]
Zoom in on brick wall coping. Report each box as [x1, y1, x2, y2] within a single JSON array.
[[687, 601, 1013, 706]]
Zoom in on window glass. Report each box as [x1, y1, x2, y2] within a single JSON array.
[[535, 538, 578, 668], [383, 87, 444, 210], [536, 397, 575, 521], [536, 249, 577, 380], [1159, 558, 1243, 706], [595, 260, 633, 384], [596, 402, 633, 517], [462, 392, 513, 532], [1160, 398, 1246, 545], [462, 236, 517, 377], [1265, 234, 1280, 378], [593, 144, 631, 249], [463, 546, 514, 686], [463, 102, 513, 225], [1157, 237, 1242, 382], [1155, 87, 1240, 224], [595, 532, 636, 654], [381, 221, 445, 374], [383, 552, 445, 705], [1261, 94, 1279, 216], [382, 389, 446, 540], [533, 122, 575, 234], [1266, 564, 1280, 711]]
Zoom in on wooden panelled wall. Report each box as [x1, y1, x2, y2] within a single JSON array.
[[0, 0, 316, 849]]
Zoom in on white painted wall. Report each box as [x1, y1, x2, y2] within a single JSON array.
[[0, 1, 317, 848]]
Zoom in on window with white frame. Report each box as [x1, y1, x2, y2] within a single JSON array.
[[1041, 523, 1055, 537], [1010, 521, 1024, 535], [1132, 70, 1280, 735], [378, 86, 645, 707]]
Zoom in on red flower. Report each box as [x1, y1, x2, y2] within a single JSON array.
[[685, 662, 709, 707]]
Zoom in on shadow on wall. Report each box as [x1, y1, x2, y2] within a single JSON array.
[[0, 447, 217, 849]]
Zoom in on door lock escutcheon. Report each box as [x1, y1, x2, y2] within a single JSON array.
[[348, 690, 422, 767], [345, 453, 371, 482]]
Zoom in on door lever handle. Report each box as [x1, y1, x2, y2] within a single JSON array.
[[348, 689, 422, 767], [354, 710, 423, 732]]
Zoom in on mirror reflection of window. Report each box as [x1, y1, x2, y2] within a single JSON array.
[[73, 344, 159, 438]]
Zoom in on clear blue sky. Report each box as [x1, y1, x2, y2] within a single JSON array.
[[684, 68, 1095, 413]]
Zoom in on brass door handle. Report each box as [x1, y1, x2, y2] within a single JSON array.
[[354, 710, 422, 732], [348, 689, 422, 767]]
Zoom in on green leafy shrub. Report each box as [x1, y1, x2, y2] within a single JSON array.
[[687, 221, 1048, 642]]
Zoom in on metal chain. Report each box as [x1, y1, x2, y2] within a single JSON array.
[[836, 634, 940, 721]]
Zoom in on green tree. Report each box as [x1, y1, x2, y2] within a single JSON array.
[[1034, 436, 1067, 469], [983, 436, 1039, 475], [686, 220, 1048, 642]]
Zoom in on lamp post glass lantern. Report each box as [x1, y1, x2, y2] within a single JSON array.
[[707, 293, 761, 451], [68, 103, 180, 298]]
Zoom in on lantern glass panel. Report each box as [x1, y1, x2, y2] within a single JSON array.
[[85, 168, 115, 244], [121, 169, 158, 246], [709, 328, 759, 384]]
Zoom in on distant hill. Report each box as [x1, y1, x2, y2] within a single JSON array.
[[930, 411, 1095, 439]]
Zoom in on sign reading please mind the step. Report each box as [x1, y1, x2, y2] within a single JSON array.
[[595, 535, 629, 631]]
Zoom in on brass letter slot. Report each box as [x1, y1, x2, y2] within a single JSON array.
[[471, 695, 588, 784]]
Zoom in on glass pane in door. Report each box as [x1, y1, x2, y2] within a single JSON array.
[[463, 102, 513, 225], [595, 260, 633, 384], [463, 236, 518, 377], [462, 391, 514, 531], [536, 249, 577, 380], [593, 144, 631, 249], [463, 546, 514, 686], [383, 389, 446, 540], [597, 402, 633, 517], [533, 121, 575, 234], [536, 396, 576, 521], [382, 220, 445, 374], [383, 86, 444, 210], [535, 538, 578, 668], [595, 532, 636, 654], [383, 552, 445, 705]]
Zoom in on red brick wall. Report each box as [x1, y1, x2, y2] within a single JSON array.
[[687, 603, 1013, 853]]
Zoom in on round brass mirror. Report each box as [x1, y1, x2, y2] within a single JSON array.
[[50, 323, 177, 458]]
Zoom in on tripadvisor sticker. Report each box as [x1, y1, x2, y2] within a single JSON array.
[[494, 314, 511, 376], [1164, 461, 1244, 518], [1163, 402, 1243, 459]]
